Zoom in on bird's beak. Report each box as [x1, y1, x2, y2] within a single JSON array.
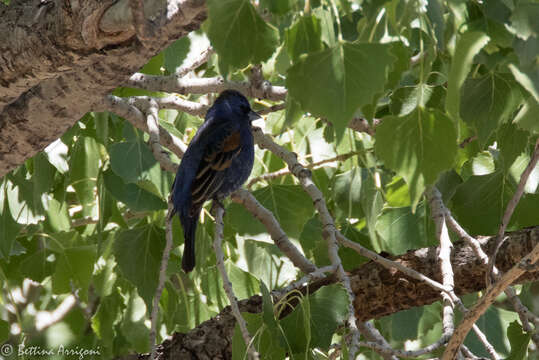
[[248, 110, 262, 122]]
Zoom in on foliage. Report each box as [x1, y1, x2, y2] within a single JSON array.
[[1, 0, 538, 358]]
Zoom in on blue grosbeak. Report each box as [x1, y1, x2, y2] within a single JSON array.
[[171, 90, 260, 272]]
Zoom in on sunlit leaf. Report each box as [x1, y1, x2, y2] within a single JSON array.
[[375, 108, 457, 209], [287, 42, 398, 139], [206, 0, 279, 73]]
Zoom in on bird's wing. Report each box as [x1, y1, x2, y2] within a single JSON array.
[[189, 122, 243, 207]]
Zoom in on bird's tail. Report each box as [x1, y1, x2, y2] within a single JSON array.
[[180, 209, 200, 273]]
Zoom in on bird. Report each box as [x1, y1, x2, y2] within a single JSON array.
[[171, 90, 261, 273]]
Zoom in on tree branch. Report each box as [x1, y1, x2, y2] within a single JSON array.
[[0, 0, 206, 177], [134, 227, 539, 359], [442, 240, 539, 359]]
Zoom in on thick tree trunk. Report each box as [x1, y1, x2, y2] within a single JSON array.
[[0, 0, 206, 177], [130, 226, 538, 360]]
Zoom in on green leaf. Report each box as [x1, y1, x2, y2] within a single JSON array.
[[508, 62, 539, 102], [287, 42, 398, 139], [510, 1, 539, 39], [509, 153, 539, 194], [497, 123, 529, 171], [114, 225, 165, 309], [461, 151, 496, 179], [260, 0, 295, 15], [109, 140, 159, 184], [206, 0, 279, 72], [446, 31, 490, 121], [506, 321, 531, 360], [20, 249, 54, 282], [260, 282, 277, 330], [391, 307, 424, 341], [93, 255, 117, 298], [226, 261, 260, 299], [376, 205, 431, 254], [333, 168, 362, 218], [0, 190, 22, 259], [45, 187, 71, 232], [244, 240, 297, 289], [390, 84, 445, 116], [427, 0, 446, 49], [338, 223, 372, 270], [460, 73, 521, 146], [120, 289, 150, 353], [281, 284, 349, 353], [32, 153, 56, 213], [253, 185, 314, 238], [6, 172, 44, 225], [139, 52, 164, 75], [360, 169, 384, 251], [451, 171, 513, 235], [512, 193, 539, 229], [52, 245, 97, 297], [285, 15, 322, 62], [299, 216, 328, 265], [69, 136, 101, 216], [375, 108, 457, 209], [513, 97, 539, 134], [232, 312, 286, 360], [164, 37, 190, 73], [91, 291, 123, 351], [0, 319, 8, 343], [103, 169, 166, 212]]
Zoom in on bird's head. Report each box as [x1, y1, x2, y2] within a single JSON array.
[[212, 90, 261, 123]]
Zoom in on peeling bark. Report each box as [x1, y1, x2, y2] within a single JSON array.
[[0, 0, 207, 177], [130, 226, 538, 360]]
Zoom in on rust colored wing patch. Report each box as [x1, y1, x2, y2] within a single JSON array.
[[222, 131, 241, 152]]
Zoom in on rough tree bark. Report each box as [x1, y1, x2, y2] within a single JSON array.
[[128, 227, 538, 360], [0, 0, 206, 177]]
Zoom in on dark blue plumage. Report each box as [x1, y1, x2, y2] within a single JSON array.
[[171, 90, 260, 272]]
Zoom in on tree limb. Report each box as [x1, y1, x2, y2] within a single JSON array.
[[132, 226, 539, 360], [0, 0, 206, 177]]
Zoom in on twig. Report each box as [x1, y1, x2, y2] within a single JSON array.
[[346, 117, 380, 136], [433, 186, 538, 343], [357, 322, 398, 360], [125, 74, 287, 101], [102, 95, 187, 157], [272, 265, 336, 299], [230, 189, 316, 274], [460, 344, 481, 359], [156, 95, 209, 116], [35, 295, 77, 332], [358, 335, 450, 358], [251, 127, 362, 359], [427, 188, 456, 344], [176, 46, 214, 77], [247, 151, 360, 188], [212, 202, 259, 360], [488, 138, 539, 285], [150, 201, 175, 359], [442, 242, 539, 359], [336, 233, 451, 294], [145, 99, 177, 173], [459, 135, 477, 148], [428, 188, 501, 359], [257, 103, 286, 115]]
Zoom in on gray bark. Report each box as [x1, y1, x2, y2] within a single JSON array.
[[132, 227, 539, 360], [0, 0, 206, 177]]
